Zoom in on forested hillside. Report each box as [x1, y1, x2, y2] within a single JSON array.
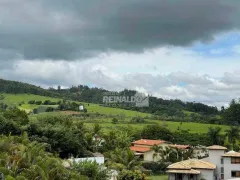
[[0, 78, 218, 116], [0, 78, 59, 97]]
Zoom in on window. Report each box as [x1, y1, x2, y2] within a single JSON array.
[[221, 167, 224, 173], [221, 158, 223, 164], [221, 174, 224, 179], [231, 157, 240, 164], [232, 171, 240, 177]]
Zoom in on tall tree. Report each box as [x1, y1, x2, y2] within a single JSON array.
[[223, 99, 240, 125], [225, 126, 240, 150], [207, 127, 223, 145]]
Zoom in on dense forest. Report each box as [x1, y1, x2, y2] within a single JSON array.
[[0, 78, 219, 116]]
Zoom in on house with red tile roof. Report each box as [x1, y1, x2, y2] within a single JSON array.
[[130, 139, 169, 161]]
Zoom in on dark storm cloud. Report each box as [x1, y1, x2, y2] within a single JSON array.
[[0, 0, 240, 60]]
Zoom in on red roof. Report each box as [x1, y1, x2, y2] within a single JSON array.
[[169, 144, 190, 149], [130, 146, 151, 153], [132, 139, 165, 146]]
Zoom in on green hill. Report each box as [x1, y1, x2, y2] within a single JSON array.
[[0, 93, 229, 134]]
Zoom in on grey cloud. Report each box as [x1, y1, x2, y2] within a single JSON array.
[[1, 59, 240, 107], [0, 0, 240, 61], [168, 72, 212, 85]]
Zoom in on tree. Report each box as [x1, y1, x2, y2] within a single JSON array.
[[112, 118, 118, 124], [225, 126, 240, 150], [3, 108, 29, 125], [106, 148, 141, 171], [223, 100, 240, 125], [73, 160, 110, 180], [207, 127, 223, 145], [0, 133, 84, 180], [103, 130, 132, 151], [141, 124, 173, 141]]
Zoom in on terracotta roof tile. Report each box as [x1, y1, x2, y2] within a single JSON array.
[[168, 159, 216, 170], [130, 146, 151, 153], [167, 169, 200, 174], [222, 151, 240, 157], [132, 139, 165, 146], [207, 145, 227, 150]]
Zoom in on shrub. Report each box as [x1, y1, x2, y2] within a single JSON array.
[[35, 101, 42, 105], [118, 170, 147, 180], [28, 100, 35, 104], [142, 162, 168, 173], [112, 118, 118, 124], [73, 160, 110, 180], [46, 107, 55, 112], [131, 116, 145, 123]]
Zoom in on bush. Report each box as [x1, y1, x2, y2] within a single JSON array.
[[112, 118, 118, 124], [32, 108, 38, 114], [118, 170, 147, 180], [142, 162, 168, 173], [43, 100, 51, 105], [46, 107, 55, 112], [131, 116, 145, 123], [28, 100, 35, 104], [73, 160, 110, 180], [35, 101, 42, 105]]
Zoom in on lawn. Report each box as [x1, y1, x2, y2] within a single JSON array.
[[1, 93, 149, 117], [1, 93, 230, 134], [84, 119, 229, 134], [82, 103, 150, 117], [1, 93, 61, 111]]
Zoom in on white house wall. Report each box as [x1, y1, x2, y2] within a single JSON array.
[[197, 169, 215, 180], [223, 157, 240, 180], [207, 150, 225, 179]]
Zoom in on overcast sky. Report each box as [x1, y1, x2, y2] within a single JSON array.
[[1, 0, 240, 107]]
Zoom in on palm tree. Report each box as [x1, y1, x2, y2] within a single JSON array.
[[107, 148, 141, 170], [207, 127, 223, 145], [225, 126, 240, 150], [151, 145, 176, 162], [151, 145, 162, 161]]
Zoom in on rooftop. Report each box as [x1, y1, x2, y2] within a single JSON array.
[[130, 146, 151, 153], [167, 169, 200, 175], [132, 139, 165, 146], [222, 151, 240, 157], [168, 159, 216, 170], [207, 145, 227, 150], [169, 144, 190, 149]]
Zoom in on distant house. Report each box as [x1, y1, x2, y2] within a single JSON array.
[[167, 145, 240, 180], [203, 145, 240, 180], [167, 159, 216, 180], [130, 139, 168, 161], [193, 145, 208, 159]]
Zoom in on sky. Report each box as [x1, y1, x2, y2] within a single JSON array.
[[1, 0, 240, 107]]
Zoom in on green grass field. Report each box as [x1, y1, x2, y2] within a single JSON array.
[[1, 93, 230, 134], [84, 119, 229, 134], [83, 103, 149, 117], [1, 93, 149, 116], [1, 93, 61, 112]]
